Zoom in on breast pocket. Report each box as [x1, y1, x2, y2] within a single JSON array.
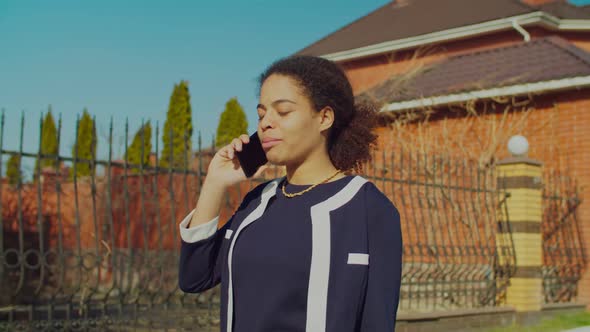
[[220, 229, 234, 260], [224, 229, 234, 240], [347, 253, 369, 265], [219, 228, 235, 280]]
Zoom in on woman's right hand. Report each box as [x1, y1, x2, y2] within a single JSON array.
[[206, 134, 269, 189]]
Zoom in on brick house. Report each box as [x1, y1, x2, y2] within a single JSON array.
[[298, 0, 590, 309]]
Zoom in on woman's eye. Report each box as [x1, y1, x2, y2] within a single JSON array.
[[257, 111, 289, 121]]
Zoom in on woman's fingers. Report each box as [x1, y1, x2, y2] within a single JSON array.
[[232, 138, 243, 152], [240, 134, 250, 144], [221, 135, 251, 161], [220, 144, 233, 160], [225, 138, 240, 160]]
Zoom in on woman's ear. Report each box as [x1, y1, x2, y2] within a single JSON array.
[[318, 106, 335, 132]]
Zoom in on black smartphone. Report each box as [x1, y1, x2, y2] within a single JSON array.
[[235, 131, 268, 178]]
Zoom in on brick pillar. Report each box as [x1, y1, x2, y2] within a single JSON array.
[[497, 157, 543, 312]]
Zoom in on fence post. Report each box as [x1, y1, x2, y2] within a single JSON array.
[[497, 156, 543, 312]]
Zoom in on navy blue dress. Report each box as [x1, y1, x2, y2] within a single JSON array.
[[179, 175, 402, 332]]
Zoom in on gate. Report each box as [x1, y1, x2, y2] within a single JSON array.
[[542, 170, 587, 304]]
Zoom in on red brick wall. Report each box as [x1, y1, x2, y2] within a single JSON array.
[[538, 91, 590, 309], [338, 26, 590, 307], [367, 90, 590, 308]]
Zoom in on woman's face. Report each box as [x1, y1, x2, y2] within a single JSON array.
[[257, 74, 332, 167]]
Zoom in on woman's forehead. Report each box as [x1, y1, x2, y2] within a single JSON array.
[[260, 75, 304, 99]]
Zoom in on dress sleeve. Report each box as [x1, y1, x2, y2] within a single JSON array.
[[178, 187, 259, 293], [359, 183, 403, 331]]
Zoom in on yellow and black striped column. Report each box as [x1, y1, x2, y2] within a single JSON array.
[[497, 157, 543, 312]]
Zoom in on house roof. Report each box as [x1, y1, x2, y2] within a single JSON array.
[[296, 0, 590, 58], [359, 36, 590, 106]]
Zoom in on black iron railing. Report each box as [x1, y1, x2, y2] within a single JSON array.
[[542, 170, 586, 304]]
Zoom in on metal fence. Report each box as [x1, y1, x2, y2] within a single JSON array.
[[363, 148, 514, 311], [0, 112, 270, 331], [4, 110, 582, 330], [542, 170, 586, 304]]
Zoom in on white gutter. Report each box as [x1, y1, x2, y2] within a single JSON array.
[[511, 19, 530, 42], [554, 19, 590, 30], [322, 12, 590, 62], [380, 75, 590, 112]]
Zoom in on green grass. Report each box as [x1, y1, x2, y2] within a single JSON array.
[[485, 311, 590, 332]]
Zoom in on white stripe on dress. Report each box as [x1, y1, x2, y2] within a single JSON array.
[[225, 178, 281, 332], [305, 175, 368, 332]]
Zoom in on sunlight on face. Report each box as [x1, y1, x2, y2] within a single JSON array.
[[256, 74, 326, 167]]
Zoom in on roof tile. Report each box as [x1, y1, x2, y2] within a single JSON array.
[[359, 36, 590, 104], [297, 0, 590, 57]]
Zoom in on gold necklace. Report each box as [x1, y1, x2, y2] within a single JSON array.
[[282, 169, 344, 198]]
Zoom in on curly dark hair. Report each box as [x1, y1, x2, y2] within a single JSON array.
[[258, 55, 379, 173]]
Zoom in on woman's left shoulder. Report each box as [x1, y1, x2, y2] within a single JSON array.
[[356, 177, 399, 213], [355, 177, 387, 200]]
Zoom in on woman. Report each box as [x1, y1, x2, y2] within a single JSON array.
[[178, 55, 402, 332]]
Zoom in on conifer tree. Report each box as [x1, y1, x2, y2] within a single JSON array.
[[71, 109, 97, 178], [6, 154, 22, 185], [36, 106, 59, 172], [125, 121, 152, 172], [215, 97, 248, 148], [160, 80, 193, 169]]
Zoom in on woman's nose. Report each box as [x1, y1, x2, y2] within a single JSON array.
[[259, 112, 275, 130]]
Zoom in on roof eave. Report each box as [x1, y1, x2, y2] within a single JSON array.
[[321, 12, 590, 62], [380, 75, 590, 113]]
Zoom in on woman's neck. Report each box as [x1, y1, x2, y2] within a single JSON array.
[[285, 155, 345, 186]]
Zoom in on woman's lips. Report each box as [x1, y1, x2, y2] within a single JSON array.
[[262, 139, 281, 149]]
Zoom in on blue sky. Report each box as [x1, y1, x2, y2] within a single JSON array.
[[1, 0, 589, 176]]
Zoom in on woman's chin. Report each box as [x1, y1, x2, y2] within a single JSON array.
[[265, 155, 281, 165], [265, 152, 287, 166]]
